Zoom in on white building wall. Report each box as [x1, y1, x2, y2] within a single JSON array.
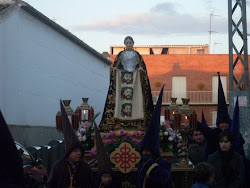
[[0, 9, 110, 127]]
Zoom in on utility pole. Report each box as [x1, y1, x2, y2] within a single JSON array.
[[228, 0, 250, 158]]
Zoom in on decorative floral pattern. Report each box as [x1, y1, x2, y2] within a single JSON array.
[[90, 129, 143, 158], [90, 126, 182, 158], [110, 142, 141, 173]]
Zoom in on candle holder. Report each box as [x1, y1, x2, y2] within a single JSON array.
[[56, 100, 73, 132], [78, 98, 94, 123], [72, 107, 80, 130], [175, 98, 197, 168], [165, 98, 178, 130]]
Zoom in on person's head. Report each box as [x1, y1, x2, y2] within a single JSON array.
[[68, 147, 83, 163], [65, 142, 85, 162], [142, 149, 152, 156], [218, 131, 234, 152], [124, 36, 134, 51], [141, 149, 159, 161], [218, 122, 229, 131], [101, 173, 112, 185], [141, 149, 153, 162], [98, 168, 113, 186], [194, 162, 215, 185], [192, 129, 205, 143]]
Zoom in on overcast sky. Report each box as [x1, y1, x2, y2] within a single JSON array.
[[23, 0, 250, 54]]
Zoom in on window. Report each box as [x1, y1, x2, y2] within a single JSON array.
[[172, 76, 186, 103], [197, 49, 205, 54], [162, 48, 168, 54]]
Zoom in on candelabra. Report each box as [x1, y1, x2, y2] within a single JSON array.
[[175, 98, 196, 168]]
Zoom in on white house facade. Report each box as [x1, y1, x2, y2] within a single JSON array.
[[0, 1, 111, 146]]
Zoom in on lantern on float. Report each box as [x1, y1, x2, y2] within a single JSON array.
[[72, 106, 80, 130], [78, 98, 94, 123], [56, 100, 73, 132], [175, 98, 197, 130], [165, 98, 178, 130]]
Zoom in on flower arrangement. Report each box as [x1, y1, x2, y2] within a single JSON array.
[[76, 121, 94, 150], [160, 121, 182, 156], [90, 129, 144, 158]]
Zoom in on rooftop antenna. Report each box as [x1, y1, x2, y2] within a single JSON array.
[[209, 13, 220, 54]]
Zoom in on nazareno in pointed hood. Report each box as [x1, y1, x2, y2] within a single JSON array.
[[139, 85, 165, 157], [94, 121, 113, 177], [0, 110, 24, 187], [201, 110, 208, 127], [230, 96, 245, 156], [216, 72, 231, 126], [60, 100, 84, 158]]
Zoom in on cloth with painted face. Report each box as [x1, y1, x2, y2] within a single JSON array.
[[100, 36, 153, 131]]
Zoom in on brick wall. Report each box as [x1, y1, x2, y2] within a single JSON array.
[[110, 54, 249, 125]]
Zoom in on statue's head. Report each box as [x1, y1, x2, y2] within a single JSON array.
[[124, 36, 134, 51]]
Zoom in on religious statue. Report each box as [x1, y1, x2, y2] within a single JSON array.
[[99, 36, 153, 131]]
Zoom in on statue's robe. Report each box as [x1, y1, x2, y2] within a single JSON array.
[[99, 50, 153, 131]]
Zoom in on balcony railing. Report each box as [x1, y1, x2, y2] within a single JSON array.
[[151, 91, 229, 104]]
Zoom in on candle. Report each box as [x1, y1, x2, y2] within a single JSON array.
[[68, 115, 72, 124], [184, 115, 189, 127], [170, 111, 175, 120], [81, 110, 88, 120]]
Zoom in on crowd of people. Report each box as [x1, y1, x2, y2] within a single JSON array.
[[189, 72, 248, 188]]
